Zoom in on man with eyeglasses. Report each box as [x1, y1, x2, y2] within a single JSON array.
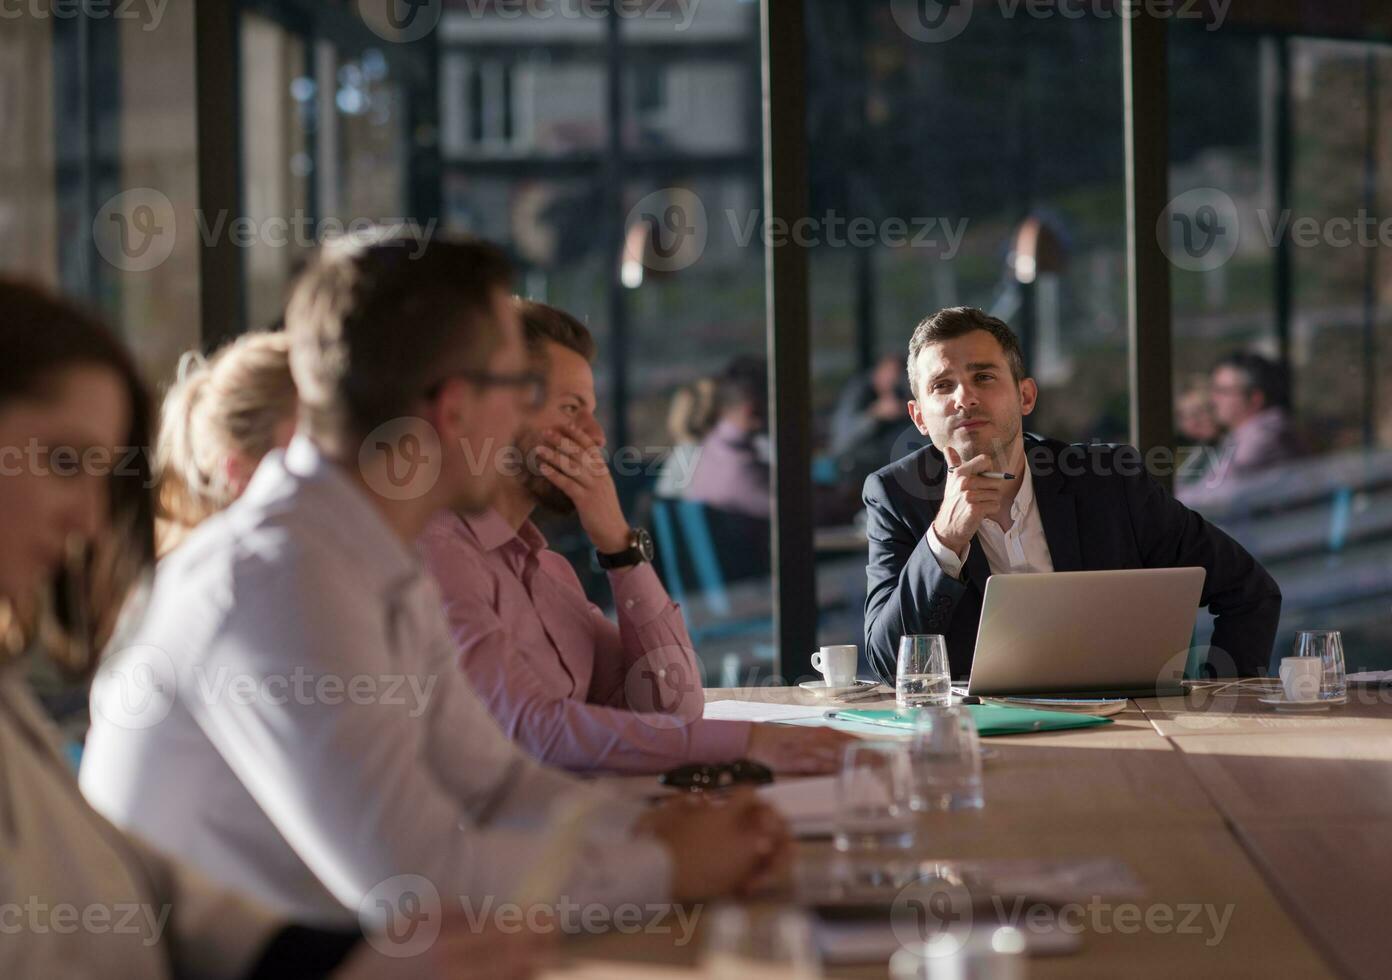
[[418, 300, 855, 776], [83, 235, 790, 930]]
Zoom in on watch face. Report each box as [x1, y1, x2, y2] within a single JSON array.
[[635, 527, 655, 562]]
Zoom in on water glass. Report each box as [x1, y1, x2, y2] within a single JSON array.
[[898, 635, 952, 708], [704, 904, 822, 979], [834, 741, 917, 852], [1293, 630, 1346, 699], [890, 927, 1028, 980], [908, 706, 984, 812]]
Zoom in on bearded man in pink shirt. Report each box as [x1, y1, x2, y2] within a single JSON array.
[[419, 300, 854, 774]]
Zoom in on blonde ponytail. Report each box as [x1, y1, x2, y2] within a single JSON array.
[[155, 332, 296, 554]]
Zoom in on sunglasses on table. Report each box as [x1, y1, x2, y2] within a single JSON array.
[[660, 759, 774, 792]]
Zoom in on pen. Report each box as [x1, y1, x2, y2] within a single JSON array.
[[946, 468, 1016, 480]]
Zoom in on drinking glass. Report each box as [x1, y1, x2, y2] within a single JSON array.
[[834, 741, 917, 852], [1293, 630, 1346, 699], [897, 635, 951, 708], [704, 904, 822, 979], [908, 706, 984, 812]]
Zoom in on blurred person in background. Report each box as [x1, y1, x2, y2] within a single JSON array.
[[154, 331, 297, 555], [1208, 351, 1304, 477], [654, 376, 718, 499], [1175, 382, 1219, 448], [828, 351, 914, 460], [682, 355, 771, 520], [0, 277, 540, 980]]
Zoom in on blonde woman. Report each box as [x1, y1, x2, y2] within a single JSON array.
[[155, 330, 298, 554]]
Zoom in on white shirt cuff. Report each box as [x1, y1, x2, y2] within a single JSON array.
[[926, 526, 967, 580]]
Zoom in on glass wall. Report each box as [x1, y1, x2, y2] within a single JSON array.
[[1168, 23, 1392, 672], [436, 0, 773, 683], [0, 5, 201, 384]]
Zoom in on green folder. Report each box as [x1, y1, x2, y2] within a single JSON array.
[[829, 705, 1113, 737]]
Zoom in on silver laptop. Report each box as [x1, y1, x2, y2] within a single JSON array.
[[965, 567, 1207, 698]]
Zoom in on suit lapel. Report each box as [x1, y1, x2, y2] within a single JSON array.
[[1030, 440, 1082, 572]]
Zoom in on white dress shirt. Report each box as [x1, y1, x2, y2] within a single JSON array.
[[926, 465, 1055, 578], [81, 437, 671, 926]]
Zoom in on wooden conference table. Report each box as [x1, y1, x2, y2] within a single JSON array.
[[545, 684, 1392, 978]]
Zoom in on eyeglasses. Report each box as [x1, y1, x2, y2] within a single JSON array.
[[425, 369, 547, 410]]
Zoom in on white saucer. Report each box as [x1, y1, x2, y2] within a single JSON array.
[[1257, 694, 1347, 712], [799, 679, 883, 701]]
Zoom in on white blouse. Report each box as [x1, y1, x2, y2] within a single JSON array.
[[0, 666, 280, 979]]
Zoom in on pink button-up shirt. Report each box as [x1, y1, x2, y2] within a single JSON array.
[[419, 509, 753, 773]]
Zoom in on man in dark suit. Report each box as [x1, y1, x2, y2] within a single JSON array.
[[863, 307, 1281, 685]]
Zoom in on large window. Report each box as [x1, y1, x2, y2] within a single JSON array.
[[7, 1, 1391, 681], [0, 5, 200, 384], [803, 2, 1129, 660], [1168, 22, 1392, 673]]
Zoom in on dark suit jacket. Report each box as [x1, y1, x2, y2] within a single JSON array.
[[862, 434, 1282, 684]]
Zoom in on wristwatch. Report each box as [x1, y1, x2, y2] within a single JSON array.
[[593, 528, 655, 570]]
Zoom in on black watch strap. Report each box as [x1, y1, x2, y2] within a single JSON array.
[[593, 528, 654, 570]]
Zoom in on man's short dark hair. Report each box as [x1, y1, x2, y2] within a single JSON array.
[[906, 307, 1027, 398], [1214, 351, 1290, 411], [285, 232, 513, 451], [716, 355, 768, 420], [518, 300, 596, 364]]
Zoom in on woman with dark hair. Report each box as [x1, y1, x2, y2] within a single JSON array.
[[0, 278, 538, 979]]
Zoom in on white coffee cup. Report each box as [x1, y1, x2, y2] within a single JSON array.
[[1279, 656, 1323, 702], [811, 645, 858, 688]]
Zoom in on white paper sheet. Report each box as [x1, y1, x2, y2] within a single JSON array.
[[701, 700, 831, 723]]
